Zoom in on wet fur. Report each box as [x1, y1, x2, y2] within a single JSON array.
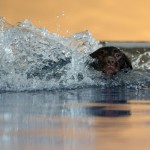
[[89, 46, 132, 75]]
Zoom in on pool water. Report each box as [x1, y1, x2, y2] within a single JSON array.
[[0, 87, 150, 150], [0, 18, 150, 92], [0, 18, 150, 150]]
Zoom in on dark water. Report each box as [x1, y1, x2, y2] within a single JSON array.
[[0, 87, 150, 150]]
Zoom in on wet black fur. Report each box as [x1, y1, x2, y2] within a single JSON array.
[[89, 46, 132, 73]]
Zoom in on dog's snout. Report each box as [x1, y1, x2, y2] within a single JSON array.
[[106, 56, 116, 65], [89, 46, 133, 75]]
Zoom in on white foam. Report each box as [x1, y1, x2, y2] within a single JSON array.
[[0, 18, 149, 91]]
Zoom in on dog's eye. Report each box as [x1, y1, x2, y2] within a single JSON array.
[[115, 53, 122, 59]]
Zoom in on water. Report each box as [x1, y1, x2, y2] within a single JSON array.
[[0, 18, 150, 150], [0, 87, 150, 150], [0, 17, 150, 91]]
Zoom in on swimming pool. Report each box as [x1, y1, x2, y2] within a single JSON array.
[[0, 18, 150, 150], [0, 87, 150, 150]]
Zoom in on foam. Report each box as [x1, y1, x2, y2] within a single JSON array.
[[0, 18, 149, 91]]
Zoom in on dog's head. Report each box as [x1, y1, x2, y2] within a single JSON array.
[[90, 46, 132, 75]]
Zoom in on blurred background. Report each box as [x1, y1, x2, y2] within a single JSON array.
[[1, 0, 150, 41]]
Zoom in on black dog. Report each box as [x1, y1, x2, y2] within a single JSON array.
[[89, 46, 132, 75]]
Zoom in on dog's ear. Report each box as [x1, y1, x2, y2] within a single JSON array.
[[90, 48, 102, 59], [123, 54, 133, 69]]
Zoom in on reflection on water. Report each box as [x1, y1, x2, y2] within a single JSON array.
[[0, 87, 150, 150]]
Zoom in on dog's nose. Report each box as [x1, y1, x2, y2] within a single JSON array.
[[106, 56, 116, 65]]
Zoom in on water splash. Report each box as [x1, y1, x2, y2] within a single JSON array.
[[0, 18, 149, 91]]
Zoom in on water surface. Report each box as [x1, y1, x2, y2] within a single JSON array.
[[0, 87, 150, 150], [0, 18, 150, 150]]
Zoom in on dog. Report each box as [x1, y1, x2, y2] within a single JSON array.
[[89, 46, 132, 75]]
